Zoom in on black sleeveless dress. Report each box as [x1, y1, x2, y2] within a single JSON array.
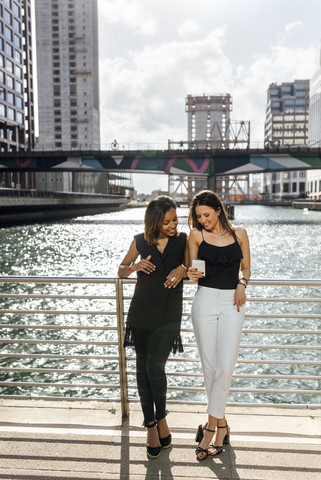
[[124, 232, 187, 353]]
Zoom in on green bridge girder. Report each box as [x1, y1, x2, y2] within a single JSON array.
[[0, 148, 321, 176]]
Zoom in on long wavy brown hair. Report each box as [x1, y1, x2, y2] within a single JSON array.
[[144, 196, 177, 245], [188, 190, 237, 241]]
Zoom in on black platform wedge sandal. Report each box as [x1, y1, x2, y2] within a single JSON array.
[[146, 421, 161, 459]]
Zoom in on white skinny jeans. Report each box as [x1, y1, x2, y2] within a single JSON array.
[[192, 286, 245, 419]]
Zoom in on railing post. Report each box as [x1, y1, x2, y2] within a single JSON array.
[[115, 278, 129, 418]]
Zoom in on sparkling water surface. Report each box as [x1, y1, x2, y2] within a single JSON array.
[[0, 205, 320, 405]]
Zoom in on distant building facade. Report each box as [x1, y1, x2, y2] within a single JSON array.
[[35, 0, 100, 151], [0, 0, 35, 152], [263, 80, 310, 199], [186, 94, 233, 149], [308, 62, 321, 195]]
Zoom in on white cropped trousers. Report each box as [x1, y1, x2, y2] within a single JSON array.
[[192, 286, 245, 419]]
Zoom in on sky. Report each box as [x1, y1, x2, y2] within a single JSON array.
[[97, 0, 321, 193]]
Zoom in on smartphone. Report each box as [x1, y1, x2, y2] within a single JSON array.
[[192, 259, 206, 276]]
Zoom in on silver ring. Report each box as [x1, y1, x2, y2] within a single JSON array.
[[171, 277, 176, 281]]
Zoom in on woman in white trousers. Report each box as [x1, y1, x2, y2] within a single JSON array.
[[187, 190, 251, 461]]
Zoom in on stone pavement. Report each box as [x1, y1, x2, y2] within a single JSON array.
[[0, 399, 320, 480]]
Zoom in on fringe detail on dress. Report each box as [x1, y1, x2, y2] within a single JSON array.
[[123, 324, 134, 348], [172, 334, 184, 354]]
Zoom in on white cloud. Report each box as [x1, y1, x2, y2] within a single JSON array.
[[98, 0, 157, 36], [99, 10, 318, 149], [99, 27, 230, 146], [285, 20, 302, 33], [177, 19, 199, 37]]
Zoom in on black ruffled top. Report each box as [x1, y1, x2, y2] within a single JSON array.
[[198, 240, 243, 290]]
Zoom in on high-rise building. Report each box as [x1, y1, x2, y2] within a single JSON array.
[[186, 94, 232, 149], [0, 0, 35, 152], [308, 58, 321, 196], [263, 80, 309, 199], [35, 0, 100, 150]]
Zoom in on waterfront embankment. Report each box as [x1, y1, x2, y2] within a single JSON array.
[[292, 200, 321, 211], [0, 399, 320, 479]]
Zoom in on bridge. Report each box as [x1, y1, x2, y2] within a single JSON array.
[[1, 146, 321, 176], [1, 147, 321, 204]]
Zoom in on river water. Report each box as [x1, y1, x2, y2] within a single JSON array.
[[0, 205, 320, 405]]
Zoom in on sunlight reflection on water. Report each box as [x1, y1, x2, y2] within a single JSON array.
[[0, 205, 320, 404]]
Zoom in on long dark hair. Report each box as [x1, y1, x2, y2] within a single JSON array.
[[144, 196, 177, 245], [188, 190, 237, 241]]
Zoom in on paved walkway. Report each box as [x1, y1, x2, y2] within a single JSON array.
[[0, 399, 320, 480]]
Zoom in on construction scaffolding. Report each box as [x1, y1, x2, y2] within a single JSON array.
[[168, 94, 250, 150]]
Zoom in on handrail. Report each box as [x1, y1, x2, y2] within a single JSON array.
[[0, 276, 320, 412]]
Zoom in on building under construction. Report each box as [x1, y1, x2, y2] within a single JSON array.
[[185, 94, 250, 149]]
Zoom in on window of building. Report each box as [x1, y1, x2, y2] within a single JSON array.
[[13, 18, 20, 32], [292, 183, 297, 192], [4, 0, 12, 8], [16, 96, 22, 108], [299, 182, 305, 193], [0, 103, 6, 116], [16, 111, 23, 123], [295, 83, 307, 90], [15, 65, 22, 78], [8, 106, 14, 120], [4, 9, 12, 25], [13, 2, 20, 17], [296, 99, 306, 105], [284, 99, 294, 105], [283, 183, 289, 193], [0, 54, 3, 67], [15, 81, 22, 93], [5, 26, 12, 41], [6, 58, 13, 72], [295, 90, 306, 97], [13, 33, 20, 48], [0, 71, 4, 83], [14, 49, 21, 63], [272, 101, 280, 108], [5, 42, 13, 57], [281, 86, 292, 94], [7, 92, 14, 104], [270, 89, 279, 96]]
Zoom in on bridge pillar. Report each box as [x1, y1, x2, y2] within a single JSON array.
[[168, 174, 208, 203]]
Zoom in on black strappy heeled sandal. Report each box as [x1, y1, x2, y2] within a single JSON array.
[[209, 423, 230, 457], [195, 425, 215, 461], [146, 421, 161, 459]]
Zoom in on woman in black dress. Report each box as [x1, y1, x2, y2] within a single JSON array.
[[118, 196, 188, 459]]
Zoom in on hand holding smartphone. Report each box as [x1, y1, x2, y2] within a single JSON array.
[[192, 259, 206, 276]]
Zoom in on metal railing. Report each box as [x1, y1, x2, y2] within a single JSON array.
[[0, 276, 320, 417]]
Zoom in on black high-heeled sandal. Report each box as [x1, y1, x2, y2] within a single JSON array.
[[146, 421, 161, 459], [209, 423, 230, 457], [195, 422, 215, 443], [195, 425, 215, 461]]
